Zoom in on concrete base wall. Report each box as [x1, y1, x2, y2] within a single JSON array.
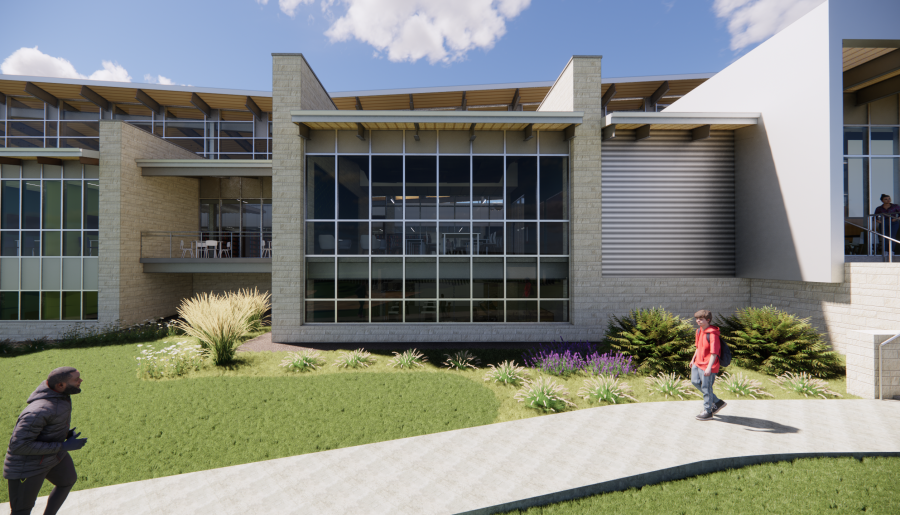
[[845, 330, 900, 399], [0, 321, 102, 341]]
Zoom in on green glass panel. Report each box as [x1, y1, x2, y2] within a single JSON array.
[[64, 181, 81, 229], [63, 231, 81, 256], [22, 181, 41, 229], [20, 291, 39, 320], [41, 291, 60, 320], [62, 291, 80, 320], [84, 181, 99, 229], [83, 291, 98, 320], [42, 181, 61, 229], [0, 291, 18, 320], [43, 231, 61, 256]]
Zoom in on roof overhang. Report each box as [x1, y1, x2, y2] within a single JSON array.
[[291, 110, 583, 131], [601, 112, 760, 130], [136, 159, 272, 177], [0, 148, 100, 166]]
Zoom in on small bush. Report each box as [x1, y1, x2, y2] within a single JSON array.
[[515, 376, 576, 413], [602, 307, 694, 375], [280, 350, 325, 372], [484, 360, 529, 386], [645, 372, 699, 400], [135, 341, 204, 379], [578, 375, 637, 404], [388, 349, 428, 369], [334, 349, 376, 369], [771, 372, 843, 398], [719, 372, 773, 399], [226, 288, 271, 332], [176, 292, 254, 366], [584, 351, 636, 378], [718, 306, 844, 378], [443, 350, 480, 371]]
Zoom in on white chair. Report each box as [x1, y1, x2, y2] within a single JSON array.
[[221, 241, 232, 258], [180, 240, 194, 258], [261, 241, 272, 258], [205, 240, 219, 258], [319, 235, 335, 253], [195, 241, 207, 258]]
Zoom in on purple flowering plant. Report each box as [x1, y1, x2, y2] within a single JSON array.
[[523, 338, 635, 378]]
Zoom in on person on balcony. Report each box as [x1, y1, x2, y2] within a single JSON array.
[[874, 194, 900, 256]]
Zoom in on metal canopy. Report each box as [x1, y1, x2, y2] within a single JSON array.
[[0, 148, 101, 161], [291, 110, 583, 131], [601, 112, 760, 131]]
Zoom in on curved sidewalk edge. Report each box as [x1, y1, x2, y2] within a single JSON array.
[[2, 399, 899, 515], [463, 450, 900, 515]]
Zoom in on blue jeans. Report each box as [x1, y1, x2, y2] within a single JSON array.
[[691, 365, 720, 414]]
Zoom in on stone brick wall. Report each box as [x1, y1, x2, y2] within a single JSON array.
[[103, 122, 200, 326], [192, 273, 272, 297], [750, 263, 900, 354], [844, 330, 900, 399]]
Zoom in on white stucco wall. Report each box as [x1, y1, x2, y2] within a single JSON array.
[[538, 58, 574, 112]]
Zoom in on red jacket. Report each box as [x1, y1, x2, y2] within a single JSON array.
[[694, 326, 721, 374]]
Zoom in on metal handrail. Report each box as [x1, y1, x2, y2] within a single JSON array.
[[844, 218, 900, 262], [140, 231, 273, 259], [880, 332, 900, 400]]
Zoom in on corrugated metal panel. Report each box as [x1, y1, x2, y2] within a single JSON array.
[[601, 130, 735, 277]]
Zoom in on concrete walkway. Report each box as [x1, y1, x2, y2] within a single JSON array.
[[5, 400, 900, 514]]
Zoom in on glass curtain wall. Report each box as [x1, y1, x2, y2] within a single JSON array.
[[0, 96, 271, 160], [0, 161, 99, 321], [198, 177, 273, 257], [844, 115, 900, 254], [304, 130, 570, 323]]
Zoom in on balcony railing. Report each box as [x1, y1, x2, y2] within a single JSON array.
[[845, 214, 899, 261], [141, 231, 272, 259]]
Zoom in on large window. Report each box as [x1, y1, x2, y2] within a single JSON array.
[[844, 124, 900, 254], [0, 161, 99, 321], [304, 129, 570, 323]]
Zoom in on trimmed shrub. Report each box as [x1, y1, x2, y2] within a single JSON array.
[[718, 306, 843, 378], [388, 349, 428, 369], [602, 307, 694, 375], [280, 350, 325, 372], [443, 350, 480, 371], [578, 375, 637, 404], [772, 372, 843, 398], [515, 376, 576, 413]]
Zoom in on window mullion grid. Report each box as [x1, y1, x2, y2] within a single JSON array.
[[503, 130, 507, 323], [402, 130, 406, 323], [536, 139, 541, 308]]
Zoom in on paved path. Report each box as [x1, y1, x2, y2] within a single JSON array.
[[5, 400, 899, 514]]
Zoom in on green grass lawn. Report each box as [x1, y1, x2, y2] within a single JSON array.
[[0, 336, 859, 503], [502, 456, 900, 514]]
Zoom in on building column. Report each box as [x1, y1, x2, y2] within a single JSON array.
[[570, 56, 603, 329]]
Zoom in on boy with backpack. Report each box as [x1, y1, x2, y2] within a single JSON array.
[[690, 310, 727, 420]]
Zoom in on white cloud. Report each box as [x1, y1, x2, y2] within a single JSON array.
[[713, 0, 825, 51], [1, 46, 132, 82], [257, 0, 269, 4], [144, 74, 175, 85], [279, 0, 314, 17], [319, 0, 531, 64]]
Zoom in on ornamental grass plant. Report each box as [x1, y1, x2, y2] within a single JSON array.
[[578, 375, 637, 404], [644, 372, 699, 400], [771, 372, 843, 398], [176, 292, 255, 366], [443, 350, 481, 370], [602, 307, 695, 375], [334, 349, 377, 369], [280, 350, 325, 372], [484, 361, 529, 386], [388, 349, 428, 369], [719, 371, 773, 399], [717, 306, 844, 378], [515, 376, 576, 413], [226, 288, 271, 332]]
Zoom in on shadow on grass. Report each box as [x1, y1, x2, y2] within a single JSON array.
[[714, 415, 800, 434]]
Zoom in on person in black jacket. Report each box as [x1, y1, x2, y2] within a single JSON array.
[[3, 367, 88, 515]]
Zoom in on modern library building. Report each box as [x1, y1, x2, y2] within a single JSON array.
[[1, 1, 899, 395]]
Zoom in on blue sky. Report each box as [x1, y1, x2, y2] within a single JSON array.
[[0, 0, 821, 93]]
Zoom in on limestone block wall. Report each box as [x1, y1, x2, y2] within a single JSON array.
[[845, 330, 900, 399], [749, 263, 900, 354], [192, 273, 272, 297], [101, 121, 201, 326], [272, 53, 334, 342]]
